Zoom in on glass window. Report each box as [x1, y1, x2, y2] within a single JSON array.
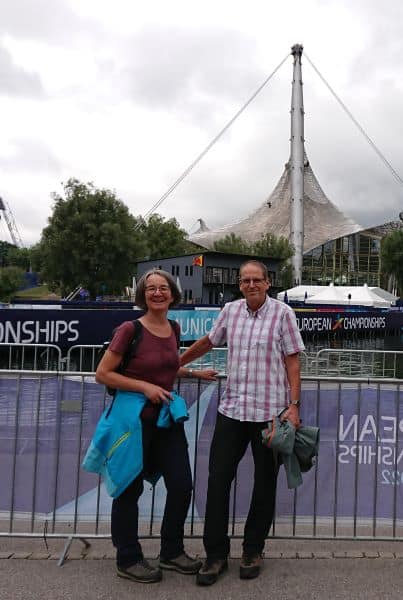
[[185, 266, 188, 276], [231, 268, 239, 284], [212, 268, 223, 283], [371, 238, 380, 254], [190, 266, 193, 276]]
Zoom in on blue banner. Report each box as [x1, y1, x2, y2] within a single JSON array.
[[2, 377, 403, 523], [168, 309, 220, 341]]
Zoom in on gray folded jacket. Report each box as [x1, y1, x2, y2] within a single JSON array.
[[261, 417, 320, 489]]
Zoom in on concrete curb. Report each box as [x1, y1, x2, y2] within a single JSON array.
[[2, 550, 403, 560]]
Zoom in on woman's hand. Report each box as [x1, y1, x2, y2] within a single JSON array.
[[141, 382, 172, 404]]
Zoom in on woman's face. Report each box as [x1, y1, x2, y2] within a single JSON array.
[[144, 273, 173, 312]]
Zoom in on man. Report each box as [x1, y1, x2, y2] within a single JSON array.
[[179, 260, 304, 586]]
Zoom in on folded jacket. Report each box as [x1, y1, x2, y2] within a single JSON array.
[[82, 390, 189, 498], [262, 417, 320, 489]]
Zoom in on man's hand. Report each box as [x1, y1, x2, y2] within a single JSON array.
[[280, 404, 301, 429]]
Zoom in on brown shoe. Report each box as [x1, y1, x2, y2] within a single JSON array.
[[239, 552, 263, 579], [196, 558, 228, 586]]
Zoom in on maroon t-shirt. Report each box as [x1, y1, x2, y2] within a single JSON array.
[[109, 320, 180, 420]]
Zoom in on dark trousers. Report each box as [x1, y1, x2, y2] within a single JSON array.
[[203, 412, 278, 559], [111, 421, 192, 568]]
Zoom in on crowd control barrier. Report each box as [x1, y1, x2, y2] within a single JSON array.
[[1, 371, 403, 564]]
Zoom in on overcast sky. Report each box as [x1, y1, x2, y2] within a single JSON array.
[[0, 0, 402, 246]]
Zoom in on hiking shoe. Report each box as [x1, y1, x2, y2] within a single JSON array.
[[239, 552, 263, 579], [117, 559, 162, 584], [196, 558, 228, 586], [159, 551, 202, 574]]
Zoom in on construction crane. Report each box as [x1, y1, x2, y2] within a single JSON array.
[[0, 197, 24, 247]]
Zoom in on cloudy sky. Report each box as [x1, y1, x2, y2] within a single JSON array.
[[0, 0, 402, 246]]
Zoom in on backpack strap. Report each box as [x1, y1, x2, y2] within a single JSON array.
[[105, 320, 143, 418], [168, 319, 181, 349], [120, 320, 143, 372]]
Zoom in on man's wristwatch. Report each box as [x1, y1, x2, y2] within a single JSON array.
[[290, 399, 300, 407]]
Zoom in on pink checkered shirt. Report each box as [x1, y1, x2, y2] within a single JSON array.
[[208, 297, 305, 422]]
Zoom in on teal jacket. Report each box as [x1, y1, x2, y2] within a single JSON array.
[[262, 417, 320, 489], [82, 390, 188, 498]]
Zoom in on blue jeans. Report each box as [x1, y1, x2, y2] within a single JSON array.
[[203, 412, 278, 559], [111, 421, 192, 568]]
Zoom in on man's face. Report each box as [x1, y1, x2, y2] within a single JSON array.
[[239, 264, 270, 307]]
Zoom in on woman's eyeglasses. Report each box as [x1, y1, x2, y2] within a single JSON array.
[[145, 285, 171, 294]]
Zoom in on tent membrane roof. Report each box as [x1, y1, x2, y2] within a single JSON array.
[[277, 284, 398, 307], [190, 156, 363, 252]]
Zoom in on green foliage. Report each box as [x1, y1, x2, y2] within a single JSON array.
[[28, 243, 45, 273], [213, 232, 294, 288], [143, 214, 190, 259], [0, 240, 17, 267], [6, 246, 31, 270], [213, 232, 294, 261], [381, 229, 403, 292], [0, 266, 25, 302], [277, 262, 294, 289], [38, 179, 147, 298], [213, 234, 252, 254], [251, 234, 294, 261]]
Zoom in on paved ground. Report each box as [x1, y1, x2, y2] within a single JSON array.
[[2, 538, 403, 600]]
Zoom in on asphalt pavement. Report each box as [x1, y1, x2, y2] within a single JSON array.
[[2, 537, 403, 600]]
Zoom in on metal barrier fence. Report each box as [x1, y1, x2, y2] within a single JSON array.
[[0, 343, 63, 371], [2, 343, 402, 379], [1, 369, 403, 564], [312, 349, 403, 378], [65, 345, 233, 373], [65, 345, 403, 379]]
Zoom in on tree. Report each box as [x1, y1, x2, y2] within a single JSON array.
[[0, 240, 17, 267], [251, 233, 294, 261], [29, 242, 45, 273], [381, 229, 403, 293], [143, 214, 190, 259], [6, 246, 31, 270], [212, 232, 294, 288], [213, 233, 252, 254], [251, 234, 294, 288], [39, 179, 147, 298], [0, 266, 25, 302]]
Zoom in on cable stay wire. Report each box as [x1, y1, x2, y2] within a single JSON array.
[[140, 51, 291, 224], [304, 52, 403, 188]]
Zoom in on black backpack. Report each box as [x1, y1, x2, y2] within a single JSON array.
[[96, 319, 180, 398]]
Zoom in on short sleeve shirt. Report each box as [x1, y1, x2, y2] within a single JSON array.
[[109, 320, 180, 420], [208, 297, 305, 422]]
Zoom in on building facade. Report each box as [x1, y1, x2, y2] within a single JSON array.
[[136, 252, 280, 305]]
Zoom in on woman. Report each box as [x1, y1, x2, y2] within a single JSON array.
[[96, 269, 217, 584]]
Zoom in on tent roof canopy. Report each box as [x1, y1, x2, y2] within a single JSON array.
[[277, 284, 398, 308], [190, 156, 362, 252]]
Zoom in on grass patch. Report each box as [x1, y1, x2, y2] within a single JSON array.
[[14, 285, 61, 300]]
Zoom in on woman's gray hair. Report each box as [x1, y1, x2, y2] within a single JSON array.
[[135, 269, 182, 310]]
